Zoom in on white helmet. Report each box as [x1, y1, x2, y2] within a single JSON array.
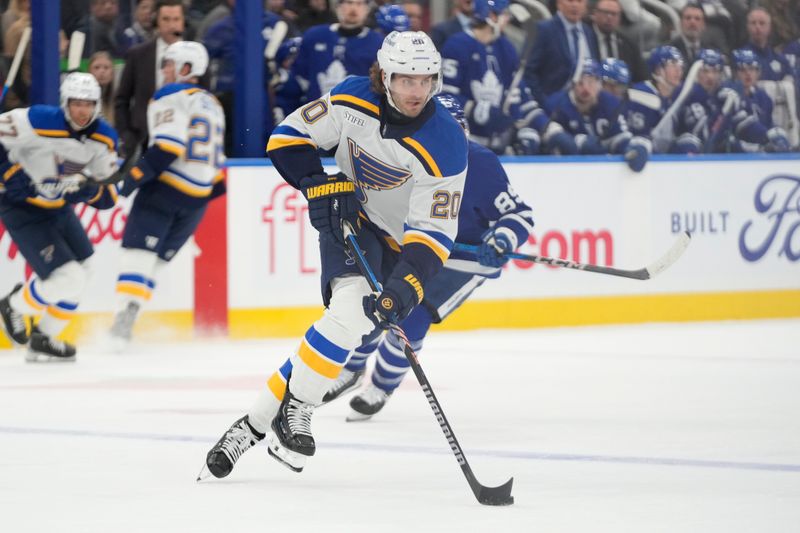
[[60, 72, 102, 130], [163, 41, 209, 83], [377, 31, 442, 113]]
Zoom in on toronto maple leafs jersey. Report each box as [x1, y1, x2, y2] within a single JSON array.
[[267, 76, 468, 279], [277, 24, 383, 116], [546, 89, 632, 154], [441, 31, 547, 152], [143, 83, 226, 206], [0, 105, 119, 209], [446, 141, 534, 278]]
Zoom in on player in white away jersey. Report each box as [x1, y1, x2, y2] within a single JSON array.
[[201, 31, 468, 479], [0, 73, 120, 361], [109, 41, 226, 348]]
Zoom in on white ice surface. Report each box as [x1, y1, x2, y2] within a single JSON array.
[[1, 319, 799, 533]]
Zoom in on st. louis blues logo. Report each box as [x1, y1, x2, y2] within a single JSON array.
[[347, 138, 411, 202], [35, 156, 88, 200]]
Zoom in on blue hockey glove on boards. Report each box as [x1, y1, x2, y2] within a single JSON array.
[[300, 172, 360, 244], [363, 262, 424, 329], [478, 227, 514, 268]]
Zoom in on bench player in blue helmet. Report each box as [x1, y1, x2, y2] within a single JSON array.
[[321, 93, 535, 420], [600, 57, 631, 100]]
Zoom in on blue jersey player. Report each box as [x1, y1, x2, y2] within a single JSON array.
[[202, 31, 468, 479], [440, 0, 575, 155], [546, 59, 650, 171], [0, 73, 120, 361], [321, 94, 535, 420], [109, 42, 226, 348]]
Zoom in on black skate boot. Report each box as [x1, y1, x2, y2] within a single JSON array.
[[110, 302, 140, 348], [201, 415, 265, 480], [347, 384, 392, 422], [26, 326, 76, 362], [0, 283, 29, 345], [267, 390, 316, 473], [321, 368, 365, 404]]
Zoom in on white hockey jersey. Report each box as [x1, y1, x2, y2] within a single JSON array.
[[147, 83, 226, 198], [268, 76, 468, 264], [0, 105, 118, 208]]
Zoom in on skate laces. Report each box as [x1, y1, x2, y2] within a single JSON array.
[[9, 309, 26, 335], [286, 398, 314, 437], [220, 422, 256, 463]]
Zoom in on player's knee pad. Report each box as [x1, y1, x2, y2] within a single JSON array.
[[315, 275, 376, 351], [38, 261, 88, 303]]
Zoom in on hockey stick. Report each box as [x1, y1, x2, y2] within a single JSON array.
[[66, 31, 86, 72], [502, 3, 536, 115], [264, 20, 288, 76], [94, 143, 142, 186], [0, 26, 31, 109], [703, 90, 737, 152], [454, 231, 691, 280], [651, 59, 702, 153], [342, 221, 515, 506]]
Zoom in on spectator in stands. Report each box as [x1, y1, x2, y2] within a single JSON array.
[[401, 0, 425, 32], [115, 0, 186, 156], [670, 3, 728, 66], [1, 0, 29, 109], [524, 0, 599, 104], [295, 0, 337, 33], [196, 0, 232, 41], [78, 0, 122, 58], [2, 0, 27, 49], [119, 0, 155, 56], [760, 0, 799, 49], [276, 0, 382, 117], [590, 0, 646, 83], [88, 50, 117, 127], [430, 0, 472, 50], [616, 0, 662, 52]]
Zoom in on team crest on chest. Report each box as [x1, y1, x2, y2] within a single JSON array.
[[347, 138, 412, 201]]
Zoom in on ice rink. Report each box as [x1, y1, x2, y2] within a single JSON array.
[[1, 318, 798, 533]]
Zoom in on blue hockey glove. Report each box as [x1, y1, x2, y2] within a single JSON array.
[[672, 132, 702, 154], [478, 227, 514, 268], [513, 127, 541, 155], [300, 172, 360, 245], [0, 166, 35, 203], [363, 262, 424, 329], [575, 133, 604, 155], [766, 127, 791, 152], [624, 137, 651, 172], [543, 123, 578, 155]]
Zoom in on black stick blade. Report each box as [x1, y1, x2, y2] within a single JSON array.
[[475, 477, 514, 506]]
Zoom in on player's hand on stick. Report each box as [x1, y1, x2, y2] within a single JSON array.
[[362, 262, 423, 329], [478, 227, 513, 268], [300, 172, 360, 245]]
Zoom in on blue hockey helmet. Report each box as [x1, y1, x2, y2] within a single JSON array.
[[275, 37, 301, 66], [577, 58, 601, 79], [601, 58, 631, 86], [472, 0, 510, 23], [376, 4, 410, 33], [732, 48, 760, 70], [698, 48, 724, 69], [647, 45, 684, 74], [434, 94, 468, 131]]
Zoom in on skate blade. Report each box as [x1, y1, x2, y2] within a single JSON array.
[[266, 434, 306, 473], [25, 352, 76, 363], [196, 464, 213, 482], [345, 409, 373, 423]]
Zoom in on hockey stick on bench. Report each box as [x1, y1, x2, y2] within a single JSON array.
[[342, 220, 515, 506], [454, 231, 691, 280]]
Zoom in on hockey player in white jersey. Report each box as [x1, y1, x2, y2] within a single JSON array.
[[0, 73, 120, 361], [110, 41, 226, 347], [202, 31, 468, 479]]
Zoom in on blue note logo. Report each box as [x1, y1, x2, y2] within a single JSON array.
[[347, 138, 411, 202], [739, 174, 800, 262]]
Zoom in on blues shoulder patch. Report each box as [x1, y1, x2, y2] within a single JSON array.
[[28, 105, 69, 138], [330, 76, 381, 119], [398, 103, 468, 178]]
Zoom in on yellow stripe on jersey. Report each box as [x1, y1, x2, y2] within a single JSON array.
[[401, 137, 442, 177], [267, 371, 287, 402], [266, 135, 318, 151], [330, 94, 380, 116], [184, 88, 203, 96], [131, 166, 144, 180], [26, 197, 66, 209], [297, 339, 343, 379], [403, 231, 450, 264], [157, 172, 212, 197], [34, 129, 69, 138], [87, 185, 105, 204], [46, 305, 75, 321], [156, 140, 186, 157], [3, 164, 21, 181], [90, 133, 115, 151], [116, 282, 152, 300]]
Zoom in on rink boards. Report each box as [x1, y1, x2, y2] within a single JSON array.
[[1, 154, 799, 346]]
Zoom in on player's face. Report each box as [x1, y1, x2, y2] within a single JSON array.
[[161, 59, 177, 84], [67, 100, 97, 129], [574, 74, 600, 105], [602, 79, 626, 98], [661, 60, 684, 87], [156, 5, 185, 44], [558, 0, 587, 24], [698, 66, 721, 92], [337, 0, 369, 28], [737, 65, 760, 89], [388, 73, 435, 117]]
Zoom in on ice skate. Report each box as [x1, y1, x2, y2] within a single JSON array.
[[0, 283, 29, 345], [268, 390, 316, 473], [200, 415, 265, 480], [26, 327, 76, 362], [347, 383, 392, 422], [321, 368, 365, 404], [110, 301, 140, 350]]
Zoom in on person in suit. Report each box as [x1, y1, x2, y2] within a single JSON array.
[[669, 3, 728, 69], [114, 0, 185, 157], [523, 0, 599, 104], [590, 0, 646, 83], [429, 0, 473, 50]]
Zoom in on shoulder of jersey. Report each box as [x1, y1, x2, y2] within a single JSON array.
[[27, 105, 69, 138], [329, 76, 381, 119], [442, 31, 473, 52], [398, 102, 468, 178], [153, 82, 205, 102], [89, 119, 119, 152], [597, 90, 621, 108], [304, 24, 336, 41]]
